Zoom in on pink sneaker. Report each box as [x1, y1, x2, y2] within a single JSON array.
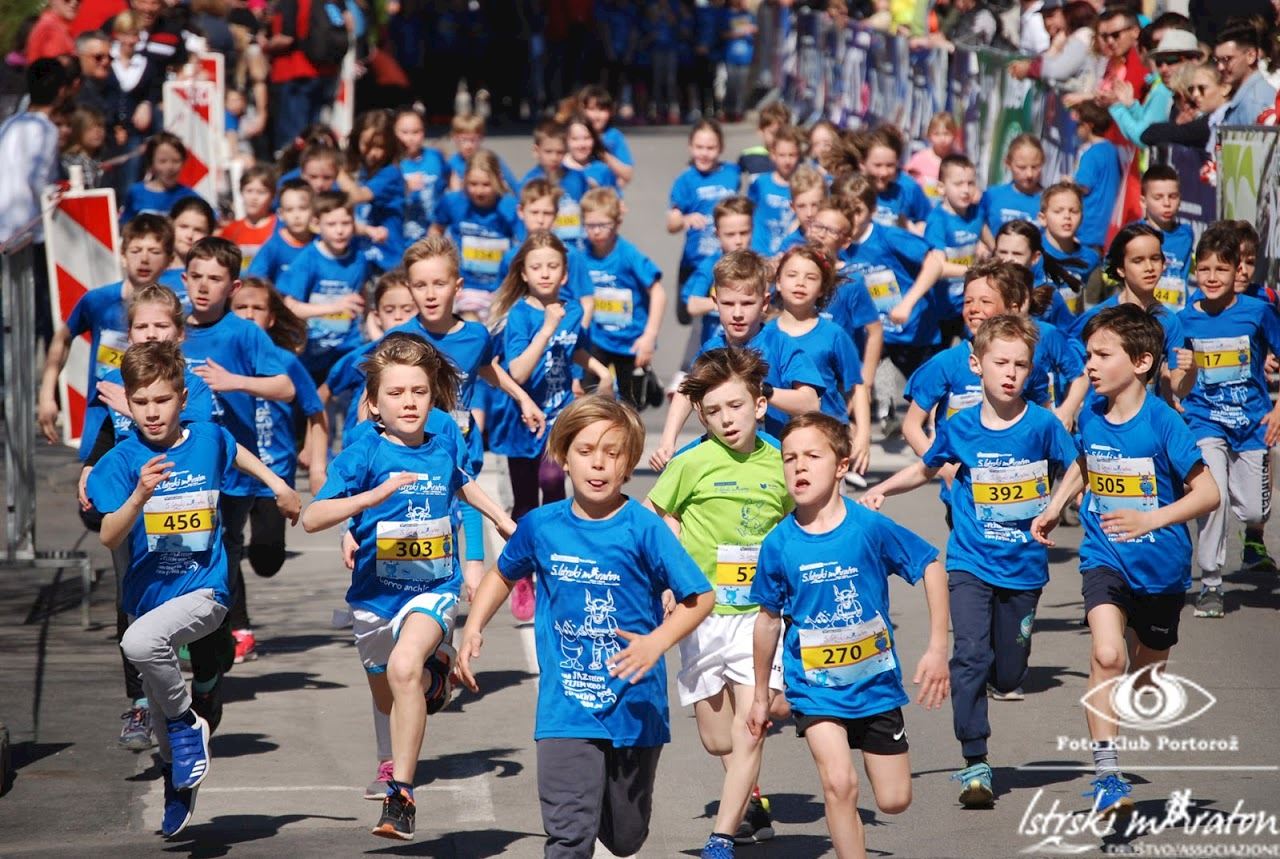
[[509, 576, 535, 622], [365, 760, 395, 800], [232, 628, 257, 663]]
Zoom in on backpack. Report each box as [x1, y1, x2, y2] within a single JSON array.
[[303, 0, 349, 67]]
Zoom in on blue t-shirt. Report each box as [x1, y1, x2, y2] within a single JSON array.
[[979, 182, 1042, 236], [355, 163, 406, 263], [1143, 220, 1196, 313], [1077, 392, 1203, 594], [924, 204, 983, 319], [1178, 295, 1280, 451], [747, 172, 795, 256], [601, 127, 634, 167], [584, 237, 662, 354], [1037, 237, 1101, 307], [97, 367, 214, 442], [120, 183, 200, 223], [1035, 319, 1085, 407], [446, 151, 518, 192], [669, 162, 741, 275], [1033, 286, 1077, 331], [1075, 140, 1121, 249], [766, 318, 862, 422], [498, 243, 594, 304], [401, 149, 450, 243], [700, 326, 825, 437], [316, 429, 468, 617], [246, 230, 313, 284], [253, 349, 324, 494], [924, 403, 1078, 589], [491, 299, 589, 459], [86, 422, 237, 617], [1069, 297, 1183, 373], [823, 272, 880, 352], [750, 497, 937, 720], [432, 191, 520, 293], [519, 165, 592, 249], [66, 281, 129, 460], [498, 499, 710, 746], [277, 240, 372, 377], [680, 253, 723, 346], [874, 174, 932, 228], [724, 10, 755, 66], [182, 311, 288, 496], [156, 269, 190, 313], [842, 224, 939, 347]]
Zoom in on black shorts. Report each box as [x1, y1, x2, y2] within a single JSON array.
[[794, 707, 908, 755], [1082, 567, 1185, 651]]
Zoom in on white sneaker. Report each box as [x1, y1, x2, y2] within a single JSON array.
[[843, 471, 868, 490]]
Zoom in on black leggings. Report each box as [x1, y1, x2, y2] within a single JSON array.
[[587, 346, 644, 409], [247, 496, 287, 578]]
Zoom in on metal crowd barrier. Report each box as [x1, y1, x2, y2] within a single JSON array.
[[1, 233, 94, 628]]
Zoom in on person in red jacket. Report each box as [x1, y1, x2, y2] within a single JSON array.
[[26, 0, 78, 62]]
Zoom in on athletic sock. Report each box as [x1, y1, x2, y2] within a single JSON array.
[[192, 674, 219, 695], [169, 709, 197, 727], [387, 779, 414, 799], [1092, 740, 1119, 776], [133, 697, 148, 709], [1201, 573, 1223, 589]]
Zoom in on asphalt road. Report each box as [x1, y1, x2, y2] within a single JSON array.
[[1, 123, 1278, 859]]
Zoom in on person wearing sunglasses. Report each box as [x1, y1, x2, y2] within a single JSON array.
[[1213, 17, 1277, 126], [1109, 25, 1202, 146], [1141, 61, 1233, 153]]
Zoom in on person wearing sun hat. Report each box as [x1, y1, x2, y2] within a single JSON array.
[[1108, 25, 1204, 146]]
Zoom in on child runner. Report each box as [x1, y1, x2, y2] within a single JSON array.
[[1135, 164, 1195, 313], [652, 250, 822, 468], [247, 180, 315, 285], [905, 111, 958, 202], [668, 120, 742, 289], [228, 277, 325, 579], [520, 119, 590, 250], [1037, 181, 1101, 311], [1070, 101, 1122, 253], [563, 112, 618, 192], [432, 149, 520, 321], [365, 269, 418, 341], [747, 124, 805, 255], [162, 197, 217, 297], [863, 125, 931, 234], [458, 396, 715, 858], [445, 112, 519, 191], [340, 109, 407, 267], [647, 348, 792, 855], [498, 178, 595, 309], [183, 236, 297, 664], [580, 84, 636, 186], [994, 220, 1076, 327], [1176, 226, 1280, 618], [747, 412, 950, 859], [580, 187, 665, 409], [218, 165, 278, 270], [277, 190, 372, 383], [867, 315, 1078, 808], [87, 340, 300, 838], [925, 154, 985, 344], [302, 334, 518, 841], [394, 107, 449, 245], [1032, 304, 1219, 815], [979, 134, 1046, 248], [120, 131, 200, 223], [775, 165, 827, 252], [738, 102, 791, 180], [683, 196, 755, 349]]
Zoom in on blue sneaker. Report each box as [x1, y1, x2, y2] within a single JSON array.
[[701, 833, 735, 859], [160, 764, 198, 838], [952, 762, 994, 808], [167, 713, 211, 790], [1084, 773, 1133, 816]]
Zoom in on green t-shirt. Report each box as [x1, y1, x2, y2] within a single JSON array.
[[648, 435, 792, 615]]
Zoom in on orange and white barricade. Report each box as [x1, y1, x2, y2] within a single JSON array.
[[163, 79, 224, 206]]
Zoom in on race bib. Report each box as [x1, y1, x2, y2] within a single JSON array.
[[375, 515, 453, 583], [592, 285, 634, 328], [143, 489, 219, 553], [798, 615, 894, 687], [1058, 287, 1082, 315], [1153, 276, 1186, 312], [945, 243, 976, 269], [866, 269, 901, 315], [971, 460, 1050, 523], [714, 544, 759, 607], [1192, 336, 1250, 386], [1086, 455, 1158, 515], [554, 199, 583, 241], [460, 234, 509, 276], [309, 292, 353, 338], [452, 407, 472, 435], [96, 329, 129, 380], [945, 390, 983, 418]]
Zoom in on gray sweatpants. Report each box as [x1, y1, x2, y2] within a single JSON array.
[[1196, 438, 1270, 586], [536, 739, 662, 859], [120, 588, 227, 761]]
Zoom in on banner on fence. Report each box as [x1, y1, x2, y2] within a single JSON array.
[[330, 49, 357, 143], [1218, 125, 1280, 282], [42, 187, 121, 448], [163, 79, 223, 205]]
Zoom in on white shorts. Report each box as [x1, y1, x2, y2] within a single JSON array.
[[351, 592, 458, 674], [676, 611, 783, 707]]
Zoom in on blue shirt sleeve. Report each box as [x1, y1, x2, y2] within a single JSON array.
[[496, 511, 537, 579], [85, 446, 133, 513], [748, 530, 787, 613], [643, 512, 711, 601], [875, 514, 938, 585], [313, 440, 370, 501], [287, 354, 325, 416], [903, 351, 949, 409]]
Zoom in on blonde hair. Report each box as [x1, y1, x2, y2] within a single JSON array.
[[927, 111, 958, 136], [451, 113, 486, 135], [128, 283, 185, 331], [464, 149, 511, 197], [403, 234, 461, 281], [788, 165, 826, 197], [361, 333, 460, 415], [546, 395, 646, 478], [121, 340, 186, 395], [580, 187, 622, 222], [972, 314, 1039, 360], [713, 249, 771, 298], [489, 232, 568, 330]]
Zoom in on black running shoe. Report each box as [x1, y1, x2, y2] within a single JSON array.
[[733, 796, 775, 843], [191, 673, 223, 734], [371, 787, 415, 840]]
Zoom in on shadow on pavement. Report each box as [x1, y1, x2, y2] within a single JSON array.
[[221, 671, 347, 704], [415, 747, 523, 783], [682, 833, 888, 858], [365, 827, 536, 856], [1020, 663, 1088, 693], [162, 813, 358, 858], [452, 669, 535, 709], [210, 732, 280, 759]]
